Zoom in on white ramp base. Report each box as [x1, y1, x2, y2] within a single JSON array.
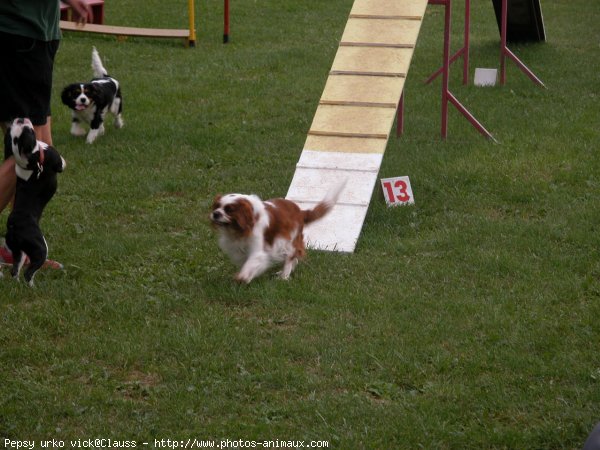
[[295, 204, 368, 253], [286, 150, 382, 253]]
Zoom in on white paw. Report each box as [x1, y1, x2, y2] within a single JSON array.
[[235, 272, 253, 284], [276, 270, 291, 280], [71, 123, 87, 137], [86, 126, 104, 144], [86, 131, 97, 144]]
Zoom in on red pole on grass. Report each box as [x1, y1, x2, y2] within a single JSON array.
[[396, 92, 404, 137], [425, 0, 470, 85], [223, 0, 230, 43], [440, 0, 451, 138], [499, 0, 544, 86], [429, 0, 495, 140]]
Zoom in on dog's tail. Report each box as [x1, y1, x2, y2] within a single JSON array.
[[91, 46, 108, 78], [303, 179, 347, 224]]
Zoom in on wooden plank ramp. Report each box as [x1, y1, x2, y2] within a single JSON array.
[[286, 0, 428, 252], [60, 21, 191, 43]]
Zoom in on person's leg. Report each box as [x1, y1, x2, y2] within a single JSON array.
[[0, 157, 16, 214], [32, 40, 57, 146], [0, 156, 17, 265], [33, 40, 59, 147], [34, 117, 52, 145]]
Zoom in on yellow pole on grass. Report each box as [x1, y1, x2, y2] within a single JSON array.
[[188, 0, 196, 47]]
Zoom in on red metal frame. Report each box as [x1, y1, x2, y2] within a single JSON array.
[[224, 0, 230, 43], [425, 0, 470, 85], [396, 93, 404, 138], [397, 0, 494, 140], [499, 0, 544, 86]]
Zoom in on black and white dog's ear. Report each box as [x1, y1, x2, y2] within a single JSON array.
[[4, 125, 12, 161], [61, 84, 78, 106], [19, 127, 37, 158], [89, 84, 106, 104], [60, 86, 70, 106], [46, 147, 66, 173]]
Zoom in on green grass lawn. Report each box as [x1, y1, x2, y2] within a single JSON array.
[[1, 0, 599, 448]]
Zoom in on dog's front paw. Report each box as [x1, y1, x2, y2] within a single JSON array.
[[276, 270, 291, 281], [86, 128, 102, 144], [234, 272, 253, 284], [114, 116, 124, 129], [70, 123, 87, 137]]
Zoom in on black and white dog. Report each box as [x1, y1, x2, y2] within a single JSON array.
[[3, 118, 66, 286], [61, 47, 123, 144]]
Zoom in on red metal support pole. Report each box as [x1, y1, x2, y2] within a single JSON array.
[[223, 0, 230, 43], [499, 0, 507, 84], [398, 0, 494, 140], [396, 92, 405, 137], [425, 0, 470, 85], [432, 0, 495, 140], [440, 0, 451, 138], [499, 0, 544, 86], [462, 0, 470, 84]]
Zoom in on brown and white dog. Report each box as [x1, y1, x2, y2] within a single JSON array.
[[210, 181, 345, 283]]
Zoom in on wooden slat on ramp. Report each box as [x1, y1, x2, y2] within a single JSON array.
[[286, 0, 428, 252]]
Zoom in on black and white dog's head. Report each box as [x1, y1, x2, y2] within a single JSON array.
[[4, 117, 66, 179], [4, 117, 39, 172], [61, 47, 124, 144], [61, 81, 111, 112]]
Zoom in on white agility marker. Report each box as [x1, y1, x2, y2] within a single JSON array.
[[381, 176, 414, 207], [474, 68, 498, 87]]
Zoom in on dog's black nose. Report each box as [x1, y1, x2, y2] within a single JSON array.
[[212, 211, 222, 220]]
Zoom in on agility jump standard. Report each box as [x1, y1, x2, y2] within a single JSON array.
[[60, 0, 199, 47], [425, 0, 471, 86], [424, 0, 545, 87]]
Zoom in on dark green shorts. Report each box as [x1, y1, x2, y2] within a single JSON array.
[[0, 31, 59, 126]]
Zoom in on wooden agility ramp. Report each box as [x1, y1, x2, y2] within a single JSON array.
[[286, 0, 428, 252], [60, 21, 193, 45]]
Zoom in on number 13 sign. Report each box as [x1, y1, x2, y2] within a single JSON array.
[[381, 176, 415, 207]]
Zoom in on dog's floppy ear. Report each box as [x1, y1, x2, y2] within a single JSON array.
[[232, 199, 256, 237], [211, 195, 222, 211], [46, 146, 66, 173], [61, 84, 76, 106], [88, 83, 106, 103]]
